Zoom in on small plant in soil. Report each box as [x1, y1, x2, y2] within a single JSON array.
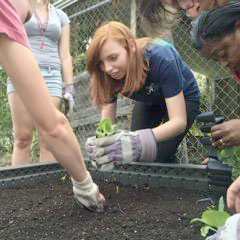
[[96, 118, 117, 138], [191, 196, 230, 237], [92, 118, 118, 170]]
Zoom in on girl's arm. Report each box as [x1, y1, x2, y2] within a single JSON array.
[[59, 24, 73, 85], [101, 101, 117, 123], [152, 91, 187, 142]]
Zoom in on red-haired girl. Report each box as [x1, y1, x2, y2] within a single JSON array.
[[85, 21, 200, 169]]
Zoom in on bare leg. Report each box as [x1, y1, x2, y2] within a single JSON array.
[[0, 36, 87, 182], [38, 96, 61, 163], [8, 92, 34, 165]]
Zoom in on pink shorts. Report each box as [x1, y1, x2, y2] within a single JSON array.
[[0, 0, 29, 48]]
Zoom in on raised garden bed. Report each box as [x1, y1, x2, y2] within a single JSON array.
[[0, 162, 232, 240], [0, 177, 211, 240]]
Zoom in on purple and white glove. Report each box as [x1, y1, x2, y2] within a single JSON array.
[[85, 129, 157, 170], [206, 213, 240, 240], [63, 84, 76, 117], [72, 171, 105, 212]]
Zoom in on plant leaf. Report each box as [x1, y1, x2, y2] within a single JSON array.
[[190, 218, 209, 225], [218, 196, 224, 212], [218, 147, 235, 160], [96, 118, 117, 138], [233, 146, 240, 160], [201, 210, 230, 228], [200, 226, 217, 237]]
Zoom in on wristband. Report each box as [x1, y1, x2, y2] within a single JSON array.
[[65, 84, 76, 96]]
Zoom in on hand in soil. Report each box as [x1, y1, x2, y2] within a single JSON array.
[[71, 172, 106, 212], [0, 181, 210, 239]]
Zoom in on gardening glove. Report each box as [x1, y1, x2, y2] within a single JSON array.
[[206, 213, 240, 240], [85, 129, 157, 170], [72, 171, 105, 212], [63, 84, 76, 117]]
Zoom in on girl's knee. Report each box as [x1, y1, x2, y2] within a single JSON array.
[[39, 112, 69, 139], [14, 134, 32, 149]]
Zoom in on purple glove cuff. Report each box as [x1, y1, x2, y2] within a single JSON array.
[[65, 84, 76, 96], [137, 129, 157, 162]]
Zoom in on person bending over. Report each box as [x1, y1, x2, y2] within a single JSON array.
[[191, 4, 240, 238], [85, 21, 200, 170]]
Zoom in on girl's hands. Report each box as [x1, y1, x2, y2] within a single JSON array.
[[85, 129, 157, 170], [63, 84, 76, 117]]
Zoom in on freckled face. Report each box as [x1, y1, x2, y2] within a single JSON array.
[[99, 39, 129, 80]]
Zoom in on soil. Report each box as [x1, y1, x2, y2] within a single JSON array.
[[0, 177, 213, 240]]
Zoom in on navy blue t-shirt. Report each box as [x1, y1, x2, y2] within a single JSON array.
[[128, 40, 200, 105]]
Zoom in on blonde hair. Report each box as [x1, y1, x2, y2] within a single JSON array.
[[35, 0, 49, 5], [86, 21, 150, 109]]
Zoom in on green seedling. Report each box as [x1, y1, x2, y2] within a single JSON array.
[[191, 196, 230, 237], [217, 146, 240, 179], [95, 118, 117, 138]]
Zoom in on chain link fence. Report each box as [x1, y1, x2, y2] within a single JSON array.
[[0, 0, 240, 166], [65, 0, 240, 165], [65, 0, 137, 162]]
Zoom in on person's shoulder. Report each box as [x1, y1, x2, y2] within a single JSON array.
[[52, 6, 70, 23], [53, 6, 68, 17], [145, 39, 177, 63], [53, 6, 65, 14]]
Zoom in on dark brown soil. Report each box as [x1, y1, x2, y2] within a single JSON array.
[[0, 177, 211, 240]]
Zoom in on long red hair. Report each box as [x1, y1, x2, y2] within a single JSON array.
[[86, 21, 150, 109]]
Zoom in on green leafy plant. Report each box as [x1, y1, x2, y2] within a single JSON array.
[[95, 118, 117, 138], [191, 196, 230, 237], [0, 70, 13, 156], [217, 146, 240, 179]]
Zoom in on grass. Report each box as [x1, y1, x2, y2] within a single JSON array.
[[0, 152, 12, 166]]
